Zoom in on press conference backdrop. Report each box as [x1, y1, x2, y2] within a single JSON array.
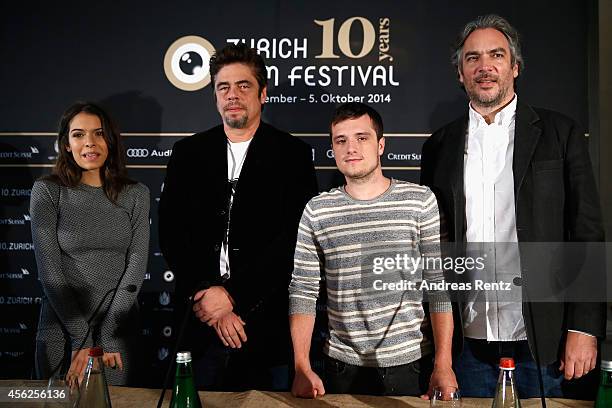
[[0, 1, 594, 384]]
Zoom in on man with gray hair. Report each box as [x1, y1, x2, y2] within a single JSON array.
[[420, 14, 605, 397]]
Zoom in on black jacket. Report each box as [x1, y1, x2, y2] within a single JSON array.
[[159, 121, 318, 364], [420, 100, 606, 364]]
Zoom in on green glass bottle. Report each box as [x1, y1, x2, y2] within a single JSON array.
[[595, 360, 612, 408], [169, 351, 202, 408]]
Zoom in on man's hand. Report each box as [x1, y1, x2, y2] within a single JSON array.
[[67, 348, 90, 387], [192, 286, 234, 326], [289, 314, 320, 398], [214, 312, 247, 348], [102, 352, 124, 371], [559, 331, 597, 380], [421, 363, 458, 400], [292, 367, 325, 399]]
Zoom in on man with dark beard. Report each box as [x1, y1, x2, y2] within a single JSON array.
[[159, 43, 318, 390], [420, 15, 605, 398]]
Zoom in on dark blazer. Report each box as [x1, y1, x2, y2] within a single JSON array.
[[420, 100, 606, 364], [159, 121, 318, 365]]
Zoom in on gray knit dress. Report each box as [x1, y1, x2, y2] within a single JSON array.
[[30, 179, 149, 385]]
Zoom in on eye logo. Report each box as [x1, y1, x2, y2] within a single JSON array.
[[163, 270, 174, 282], [164, 36, 216, 91]]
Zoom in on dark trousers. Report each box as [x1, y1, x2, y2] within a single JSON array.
[[192, 341, 289, 391], [454, 338, 563, 398], [324, 354, 432, 396]]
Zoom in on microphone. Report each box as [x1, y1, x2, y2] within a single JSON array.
[[526, 301, 547, 408], [89, 283, 138, 347], [46, 284, 138, 385], [156, 281, 210, 408], [189, 281, 210, 301], [89, 284, 138, 325]]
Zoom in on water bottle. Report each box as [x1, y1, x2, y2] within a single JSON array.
[[595, 359, 612, 408], [491, 357, 521, 408], [77, 346, 112, 408], [169, 351, 202, 408]]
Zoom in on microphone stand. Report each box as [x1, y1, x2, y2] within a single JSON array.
[[46, 284, 137, 386], [523, 268, 546, 408], [156, 282, 209, 408], [526, 300, 546, 408]]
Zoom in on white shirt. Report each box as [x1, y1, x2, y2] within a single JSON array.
[[219, 139, 252, 279], [463, 95, 527, 341]]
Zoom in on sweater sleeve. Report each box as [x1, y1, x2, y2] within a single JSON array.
[[99, 183, 150, 352], [419, 187, 452, 313], [30, 180, 93, 349], [288, 202, 323, 315]]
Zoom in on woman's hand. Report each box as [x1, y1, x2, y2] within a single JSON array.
[[66, 349, 124, 387], [102, 352, 124, 371], [67, 348, 90, 387]]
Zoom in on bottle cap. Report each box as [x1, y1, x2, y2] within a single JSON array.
[[176, 351, 192, 363], [499, 357, 515, 369], [602, 360, 612, 371], [89, 347, 104, 357]]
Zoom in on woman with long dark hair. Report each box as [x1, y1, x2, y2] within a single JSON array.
[[30, 102, 149, 385]]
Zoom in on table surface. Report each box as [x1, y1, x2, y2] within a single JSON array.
[[0, 380, 594, 407]]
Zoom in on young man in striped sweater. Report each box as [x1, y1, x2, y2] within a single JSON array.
[[288, 102, 457, 398]]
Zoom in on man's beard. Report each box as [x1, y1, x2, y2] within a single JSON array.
[[466, 74, 509, 109], [225, 113, 248, 129], [468, 85, 508, 108], [223, 103, 249, 129]]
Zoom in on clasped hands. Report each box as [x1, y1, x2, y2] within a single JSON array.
[[192, 286, 247, 348]]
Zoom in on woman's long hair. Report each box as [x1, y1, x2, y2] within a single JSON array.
[[45, 102, 135, 202]]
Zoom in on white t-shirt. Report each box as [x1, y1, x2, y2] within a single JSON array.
[[219, 139, 252, 279]]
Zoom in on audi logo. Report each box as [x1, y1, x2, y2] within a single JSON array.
[[127, 149, 149, 158]]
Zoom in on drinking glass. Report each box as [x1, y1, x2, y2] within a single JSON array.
[[44, 376, 80, 408], [431, 386, 462, 407]]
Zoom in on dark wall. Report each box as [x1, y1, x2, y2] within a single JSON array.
[[0, 0, 595, 384]]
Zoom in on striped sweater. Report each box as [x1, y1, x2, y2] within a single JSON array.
[[288, 179, 451, 367]]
